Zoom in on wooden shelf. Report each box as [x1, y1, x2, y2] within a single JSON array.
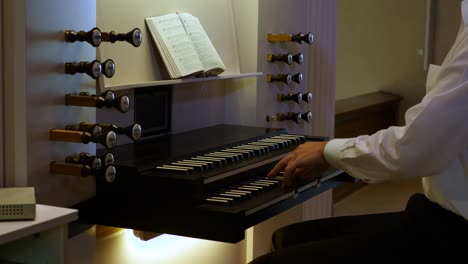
[[103, 72, 263, 91], [0, 204, 78, 245], [334, 91, 402, 138], [335, 91, 403, 117]]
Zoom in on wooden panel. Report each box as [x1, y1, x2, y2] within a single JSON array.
[[335, 91, 402, 138], [25, 0, 97, 206], [3, 0, 97, 206], [246, 0, 337, 261], [248, 202, 304, 261], [306, 0, 337, 139], [256, 0, 313, 135]]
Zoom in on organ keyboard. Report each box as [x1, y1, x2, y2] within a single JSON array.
[[75, 125, 351, 242]]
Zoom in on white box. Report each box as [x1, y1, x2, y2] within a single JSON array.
[[0, 188, 36, 220]]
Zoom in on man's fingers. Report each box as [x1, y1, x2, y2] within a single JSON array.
[[268, 155, 293, 177], [281, 160, 297, 188]]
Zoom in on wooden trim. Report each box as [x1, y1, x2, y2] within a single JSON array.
[[335, 91, 402, 117], [95, 225, 123, 240], [132, 230, 162, 241]]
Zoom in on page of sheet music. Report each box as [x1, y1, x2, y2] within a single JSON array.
[[179, 13, 226, 75], [146, 14, 204, 78]]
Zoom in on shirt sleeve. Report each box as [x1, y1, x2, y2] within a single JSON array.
[[324, 18, 468, 183], [324, 80, 468, 183]]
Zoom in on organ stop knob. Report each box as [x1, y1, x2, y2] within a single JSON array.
[[65, 91, 130, 113], [266, 112, 313, 124], [267, 32, 314, 45], [65, 27, 102, 47], [278, 92, 303, 104], [266, 73, 292, 85], [101, 28, 143, 47], [50, 128, 117, 149]]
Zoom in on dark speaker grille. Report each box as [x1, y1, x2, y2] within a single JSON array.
[[0, 205, 24, 216]]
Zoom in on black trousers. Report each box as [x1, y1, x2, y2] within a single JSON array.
[[249, 193, 468, 263]]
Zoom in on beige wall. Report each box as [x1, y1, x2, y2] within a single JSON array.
[[336, 0, 428, 112], [0, 0, 3, 187], [432, 0, 460, 65]]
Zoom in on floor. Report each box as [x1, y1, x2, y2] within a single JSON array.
[[332, 178, 423, 217]]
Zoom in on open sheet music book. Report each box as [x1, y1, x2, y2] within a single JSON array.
[[145, 12, 226, 79]]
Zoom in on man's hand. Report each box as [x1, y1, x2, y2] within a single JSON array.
[[268, 141, 331, 188]]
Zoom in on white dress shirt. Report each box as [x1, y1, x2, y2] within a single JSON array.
[[324, 1, 468, 220]]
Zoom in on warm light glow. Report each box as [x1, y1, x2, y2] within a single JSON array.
[[124, 230, 200, 260], [122, 229, 240, 263]]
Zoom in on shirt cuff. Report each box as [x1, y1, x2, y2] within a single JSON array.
[[324, 138, 376, 184], [323, 138, 349, 169]]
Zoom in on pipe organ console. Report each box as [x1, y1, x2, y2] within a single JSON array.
[[39, 0, 342, 250], [76, 125, 348, 242]]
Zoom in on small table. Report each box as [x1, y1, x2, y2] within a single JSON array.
[[0, 205, 78, 264]]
